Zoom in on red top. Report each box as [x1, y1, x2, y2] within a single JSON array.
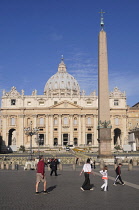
[[37, 160, 45, 176]]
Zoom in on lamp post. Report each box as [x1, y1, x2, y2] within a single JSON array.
[[35, 136, 44, 156], [24, 121, 39, 160]]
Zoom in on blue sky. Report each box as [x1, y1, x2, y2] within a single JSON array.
[[0, 0, 139, 106]]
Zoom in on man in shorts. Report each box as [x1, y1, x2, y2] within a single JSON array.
[[35, 155, 48, 194]]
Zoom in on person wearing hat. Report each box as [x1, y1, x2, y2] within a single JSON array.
[[113, 163, 125, 186], [80, 158, 94, 191]]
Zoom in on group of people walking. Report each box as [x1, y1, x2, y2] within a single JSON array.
[[35, 156, 125, 194], [80, 158, 125, 192]]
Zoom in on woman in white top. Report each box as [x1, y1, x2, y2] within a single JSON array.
[[100, 165, 108, 191], [80, 158, 94, 191]]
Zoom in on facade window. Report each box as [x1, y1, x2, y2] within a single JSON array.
[[64, 117, 68, 125], [114, 99, 119, 106], [55, 82, 58, 89], [10, 118, 15, 126], [61, 81, 64, 88], [11, 99, 16, 105], [27, 118, 31, 126], [87, 117, 91, 125], [74, 128, 77, 131], [88, 128, 91, 131], [54, 128, 57, 131], [54, 118, 58, 125], [39, 101, 44, 106], [54, 101, 58, 105], [115, 118, 119, 126], [27, 101, 31, 106], [74, 101, 77, 104], [74, 118, 77, 125], [87, 101, 92, 105], [40, 118, 44, 126]]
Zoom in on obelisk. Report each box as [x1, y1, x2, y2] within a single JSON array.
[[98, 11, 112, 157]]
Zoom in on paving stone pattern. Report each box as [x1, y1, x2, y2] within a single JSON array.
[[0, 165, 139, 210]]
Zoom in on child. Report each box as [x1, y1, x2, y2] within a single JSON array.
[[100, 165, 108, 191]]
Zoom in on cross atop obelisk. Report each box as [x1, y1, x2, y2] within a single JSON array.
[[99, 9, 105, 30], [98, 11, 112, 157]]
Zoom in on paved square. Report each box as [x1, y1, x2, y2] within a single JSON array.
[[0, 165, 139, 210]]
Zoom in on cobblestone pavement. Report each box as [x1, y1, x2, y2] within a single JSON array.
[[0, 165, 139, 210]]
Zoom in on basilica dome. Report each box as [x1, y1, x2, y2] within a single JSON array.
[[44, 59, 80, 96]]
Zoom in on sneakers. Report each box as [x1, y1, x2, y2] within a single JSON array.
[[90, 188, 94, 191], [80, 187, 84, 191], [122, 183, 125, 185], [43, 190, 49, 194], [113, 183, 117, 186], [35, 192, 39, 195]]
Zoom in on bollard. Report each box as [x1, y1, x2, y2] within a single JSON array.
[[27, 164, 31, 170], [133, 160, 137, 166], [100, 160, 104, 170], [48, 165, 50, 171], [6, 163, 9, 170], [100, 164, 104, 170], [114, 164, 117, 170], [15, 164, 18, 170], [1, 162, 5, 170], [128, 163, 133, 171], [59, 164, 63, 171], [12, 163, 15, 170], [73, 164, 76, 171]]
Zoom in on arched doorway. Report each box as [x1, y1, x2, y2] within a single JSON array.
[[38, 134, 44, 145], [87, 134, 92, 145], [114, 128, 121, 145], [74, 138, 78, 146], [54, 138, 58, 146], [63, 134, 68, 146], [8, 129, 16, 146]]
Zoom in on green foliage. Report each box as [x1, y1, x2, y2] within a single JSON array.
[[19, 145, 25, 152]]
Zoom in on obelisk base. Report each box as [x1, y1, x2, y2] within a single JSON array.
[[98, 128, 112, 157]]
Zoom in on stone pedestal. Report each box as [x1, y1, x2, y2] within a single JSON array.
[[98, 128, 112, 157]]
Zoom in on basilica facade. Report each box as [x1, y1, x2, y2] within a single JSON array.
[[0, 59, 129, 151]]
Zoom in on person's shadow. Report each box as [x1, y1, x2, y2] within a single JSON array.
[[47, 185, 57, 193]]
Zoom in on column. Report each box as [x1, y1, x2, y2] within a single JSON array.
[[70, 114, 73, 145], [58, 114, 62, 146], [45, 115, 49, 146], [93, 114, 97, 146], [32, 115, 37, 147], [82, 115, 86, 145], [18, 115, 25, 146], [2, 115, 8, 146], [78, 115, 81, 146], [49, 115, 53, 147]]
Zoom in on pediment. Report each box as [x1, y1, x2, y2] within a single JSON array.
[[50, 100, 82, 109]]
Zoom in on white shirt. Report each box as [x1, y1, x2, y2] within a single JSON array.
[[83, 163, 92, 173], [100, 170, 108, 179]]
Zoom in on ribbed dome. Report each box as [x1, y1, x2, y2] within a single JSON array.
[[44, 59, 80, 95]]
